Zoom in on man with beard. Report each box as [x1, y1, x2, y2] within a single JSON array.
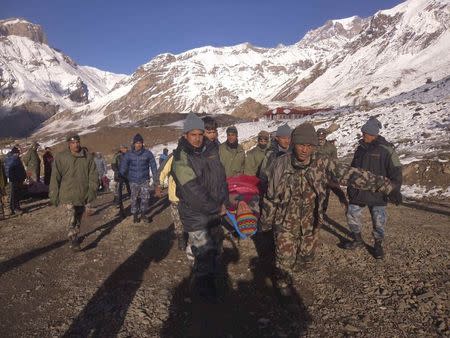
[[171, 112, 228, 301], [49, 135, 98, 251], [219, 126, 245, 178], [260, 123, 399, 303], [244, 130, 270, 176]]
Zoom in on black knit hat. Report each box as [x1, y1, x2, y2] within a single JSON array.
[[133, 133, 144, 144], [292, 123, 319, 146]]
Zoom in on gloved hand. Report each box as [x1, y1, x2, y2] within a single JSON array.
[[388, 189, 402, 205]]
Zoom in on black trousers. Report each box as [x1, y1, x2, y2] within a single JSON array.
[[115, 177, 131, 208], [9, 181, 21, 212]]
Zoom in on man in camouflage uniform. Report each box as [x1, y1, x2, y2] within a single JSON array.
[[49, 134, 98, 251], [259, 123, 398, 300], [316, 128, 348, 214], [23, 141, 41, 182], [259, 123, 292, 192], [343, 117, 402, 259], [219, 126, 245, 178], [244, 130, 270, 176]]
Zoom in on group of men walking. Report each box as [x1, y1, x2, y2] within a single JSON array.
[[0, 143, 54, 218], [4, 112, 403, 303]]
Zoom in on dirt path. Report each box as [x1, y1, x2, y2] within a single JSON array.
[[0, 193, 449, 337]]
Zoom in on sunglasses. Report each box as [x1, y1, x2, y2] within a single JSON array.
[[258, 137, 269, 141]]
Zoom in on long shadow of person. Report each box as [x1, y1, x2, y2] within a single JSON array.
[[322, 214, 353, 245], [161, 235, 311, 338], [62, 224, 174, 337]]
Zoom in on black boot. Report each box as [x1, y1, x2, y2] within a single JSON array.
[[69, 237, 81, 252], [343, 232, 365, 250], [133, 213, 140, 223], [373, 240, 384, 259]]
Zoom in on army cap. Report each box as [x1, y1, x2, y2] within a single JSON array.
[[66, 134, 81, 142]]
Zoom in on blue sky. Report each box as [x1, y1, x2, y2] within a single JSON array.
[[2, 0, 404, 74]]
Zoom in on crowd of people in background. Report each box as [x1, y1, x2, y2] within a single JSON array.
[[0, 113, 403, 304]]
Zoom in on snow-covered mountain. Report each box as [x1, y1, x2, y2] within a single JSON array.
[[0, 18, 127, 137]]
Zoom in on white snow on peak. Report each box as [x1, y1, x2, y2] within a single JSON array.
[[331, 16, 360, 30]]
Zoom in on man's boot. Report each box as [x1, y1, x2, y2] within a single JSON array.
[[373, 240, 384, 259], [69, 237, 81, 252], [177, 232, 188, 251], [343, 232, 365, 250], [133, 213, 140, 223]]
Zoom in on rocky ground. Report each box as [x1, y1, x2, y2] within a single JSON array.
[[0, 192, 449, 338]]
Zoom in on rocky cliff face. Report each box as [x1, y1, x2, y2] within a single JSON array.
[[0, 18, 48, 44]]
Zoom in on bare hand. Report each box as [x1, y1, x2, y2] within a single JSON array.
[[154, 185, 162, 198], [219, 204, 227, 216]]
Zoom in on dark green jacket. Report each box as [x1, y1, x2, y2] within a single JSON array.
[[219, 142, 245, 178], [316, 141, 338, 159], [23, 148, 41, 177], [49, 148, 98, 206], [244, 145, 267, 176]]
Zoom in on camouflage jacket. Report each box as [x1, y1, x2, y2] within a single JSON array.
[[258, 143, 291, 191], [260, 153, 394, 231]]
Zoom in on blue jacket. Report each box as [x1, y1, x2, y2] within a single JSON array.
[[120, 147, 157, 184], [4, 152, 26, 183]]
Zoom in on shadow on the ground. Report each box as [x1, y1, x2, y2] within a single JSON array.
[[160, 232, 311, 338], [401, 200, 450, 217], [0, 239, 68, 275], [62, 224, 175, 337], [80, 206, 130, 252], [322, 214, 353, 244]]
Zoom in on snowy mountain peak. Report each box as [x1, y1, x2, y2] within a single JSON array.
[[0, 18, 48, 44]]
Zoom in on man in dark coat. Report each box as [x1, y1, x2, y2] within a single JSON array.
[[119, 134, 157, 223], [4, 146, 26, 215], [43, 147, 54, 186], [49, 135, 98, 251], [172, 112, 228, 301], [112, 144, 131, 216], [344, 117, 403, 259]]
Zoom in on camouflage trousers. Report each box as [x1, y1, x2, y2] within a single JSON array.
[[170, 202, 183, 236], [130, 181, 151, 215], [347, 204, 386, 240], [273, 220, 319, 286], [188, 222, 224, 277], [63, 204, 85, 241]]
